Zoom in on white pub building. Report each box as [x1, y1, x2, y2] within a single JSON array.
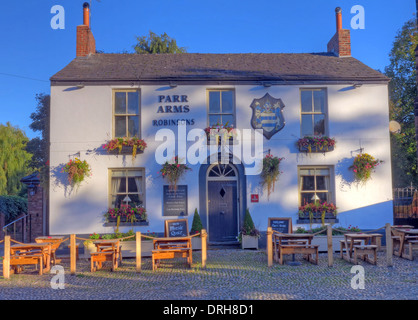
[[49, 4, 393, 243]]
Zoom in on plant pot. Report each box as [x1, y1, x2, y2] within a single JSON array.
[[311, 235, 345, 253], [82, 241, 97, 258], [120, 240, 154, 257], [107, 146, 144, 156], [191, 236, 202, 250], [298, 145, 334, 153], [241, 235, 259, 250]]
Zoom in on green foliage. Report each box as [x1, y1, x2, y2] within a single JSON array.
[[241, 209, 259, 236], [26, 93, 50, 186], [0, 122, 32, 196], [134, 31, 187, 54], [190, 208, 203, 235], [385, 18, 418, 187], [0, 195, 27, 224]]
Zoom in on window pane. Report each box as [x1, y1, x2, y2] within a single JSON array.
[[313, 114, 325, 135], [209, 115, 221, 126], [221, 91, 234, 113], [115, 92, 126, 114], [316, 175, 329, 190], [313, 90, 325, 113], [118, 177, 126, 193], [222, 114, 235, 127], [301, 193, 315, 205], [115, 116, 126, 137], [301, 91, 312, 113], [128, 177, 138, 193], [127, 92, 139, 114], [301, 114, 313, 136], [128, 116, 140, 137], [209, 91, 221, 113], [316, 192, 329, 202], [301, 176, 315, 191]]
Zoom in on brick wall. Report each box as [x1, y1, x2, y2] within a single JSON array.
[[28, 186, 44, 241], [327, 29, 351, 57], [76, 25, 96, 57]]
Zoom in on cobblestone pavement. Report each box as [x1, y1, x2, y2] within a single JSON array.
[[0, 249, 417, 300]]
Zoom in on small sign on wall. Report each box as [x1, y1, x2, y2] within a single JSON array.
[[251, 194, 259, 203]]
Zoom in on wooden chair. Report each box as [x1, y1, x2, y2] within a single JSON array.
[[401, 236, 418, 261], [151, 247, 192, 271], [278, 244, 319, 265], [10, 253, 44, 275], [339, 240, 362, 258], [90, 251, 117, 272]]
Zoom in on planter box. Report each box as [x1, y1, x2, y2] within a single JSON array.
[[106, 146, 144, 156], [298, 145, 334, 153], [241, 235, 259, 250], [81, 240, 154, 258], [297, 212, 338, 224], [192, 237, 202, 250], [311, 235, 345, 252], [103, 219, 149, 227]]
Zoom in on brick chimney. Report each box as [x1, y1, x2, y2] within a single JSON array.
[[327, 7, 351, 57], [76, 2, 96, 57]]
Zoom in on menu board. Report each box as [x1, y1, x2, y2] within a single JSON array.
[[268, 218, 292, 234], [165, 219, 189, 237], [163, 185, 188, 216]]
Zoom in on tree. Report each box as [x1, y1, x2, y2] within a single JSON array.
[[0, 122, 32, 195], [133, 31, 187, 54], [26, 93, 50, 185], [385, 18, 418, 187]]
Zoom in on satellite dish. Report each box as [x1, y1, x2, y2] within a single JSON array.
[[389, 120, 401, 133]]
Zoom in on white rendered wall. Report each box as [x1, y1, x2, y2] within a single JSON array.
[[50, 83, 392, 235]]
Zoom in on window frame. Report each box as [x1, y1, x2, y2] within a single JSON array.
[[112, 89, 141, 139], [300, 88, 329, 137], [108, 167, 146, 209], [206, 89, 236, 127], [297, 166, 334, 207]]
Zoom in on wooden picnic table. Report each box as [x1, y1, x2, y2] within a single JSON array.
[[10, 242, 52, 274], [392, 228, 418, 260], [272, 233, 318, 265], [35, 236, 65, 265], [343, 233, 382, 264], [90, 239, 121, 272], [152, 236, 193, 270]]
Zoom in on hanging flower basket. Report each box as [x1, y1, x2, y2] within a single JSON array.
[[61, 158, 91, 187], [159, 156, 191, 191], [204, 122, 238, 145], [298, 201, 338, 226], [297, 136, 336, 153], [260, 154, 284, 199], [103, 137, 147, 159], [349, 153, 383, 184]]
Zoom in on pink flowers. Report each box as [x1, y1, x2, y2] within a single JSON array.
[[349, 153, 383, 183]]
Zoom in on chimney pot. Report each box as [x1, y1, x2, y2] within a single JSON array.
[[336, 7, 342, 31], [83, 2, 90, 27]]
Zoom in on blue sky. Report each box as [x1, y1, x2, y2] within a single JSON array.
[[0, 0, 415, 139]]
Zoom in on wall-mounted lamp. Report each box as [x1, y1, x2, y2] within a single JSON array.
[[76, 83, 85, 89], [263, 82, 272, 88], [169, 83, 177, 88], [352, 83, 362, 89], [28, 183, 38, 196]]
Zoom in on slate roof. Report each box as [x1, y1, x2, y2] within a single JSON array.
[[50, 53, 389, 85]]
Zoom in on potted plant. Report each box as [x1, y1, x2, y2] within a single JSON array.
[[204, 121, 237, 145], [61, 158, 92, 188], [82, 233, 100, 258], [260, 154, 284, 200], [159, 156, 191, 191], [239, 209, 260, 249], [349, 153, 383, 184], [190, 208, 203, 250], [298, 201, 338, 226], [103, 136, 147, 159], [297, 136, 336, 153]]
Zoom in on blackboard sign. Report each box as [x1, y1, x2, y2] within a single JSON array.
[[165, 219, 189, 237], [268, 218, 292, 234], [163, 185, 188, 216]]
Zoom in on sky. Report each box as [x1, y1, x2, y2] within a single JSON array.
[[0, 0, 415, 140]]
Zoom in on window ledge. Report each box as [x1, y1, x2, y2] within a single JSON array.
[[296, 218, 339, 224]]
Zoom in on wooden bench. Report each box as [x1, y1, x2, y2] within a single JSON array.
[[339, 240, 362, 258], [90, 251, 116, 272], [401, 238, 418, 261], [10, 254, 44, 275], [152, 248, 192, 271], [353, 245, 377, 265], [278, 244, 319, 265]]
